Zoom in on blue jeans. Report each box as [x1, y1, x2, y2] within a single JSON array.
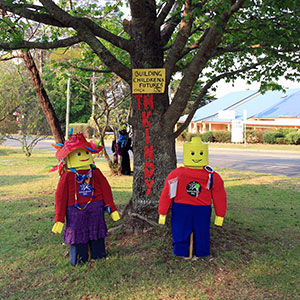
[[171, 203, 212, 257]]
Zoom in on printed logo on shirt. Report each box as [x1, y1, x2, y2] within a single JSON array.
[[78, 182, 92, 197], [186, 181, 201, 197]]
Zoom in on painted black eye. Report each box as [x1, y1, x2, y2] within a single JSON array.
[[86, 151, 89, 155], [191, 152, 195, 155], [200, 152, 203, 155], [77, 152, 81, 156]]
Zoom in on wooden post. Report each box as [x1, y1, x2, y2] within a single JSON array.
[[189, 232, 194, 259]]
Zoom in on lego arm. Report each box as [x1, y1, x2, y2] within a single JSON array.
[[214, 216, 224, 226], [52, 222, 64, 234], [111, 210, 120, 221], [211, 173, 227, 227], [158, 214, 166, 225]]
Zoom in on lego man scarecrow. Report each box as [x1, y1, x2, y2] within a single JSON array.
[[51, 132, 120, 265], [158, 137, 226, 258]]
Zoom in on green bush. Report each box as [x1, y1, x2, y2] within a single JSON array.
[[185, 133, 200, 142], [280, 128, 297, 136], [246, 130, 265, 143], [201, 131, 214, 142], [276, 137, 288, 144], [262, 131, 284, 144], [286, 131, 300, 145], [213, 130, 231, 143], [293, 132, 300, 145]]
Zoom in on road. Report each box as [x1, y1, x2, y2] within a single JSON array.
[[2, 138, 300, 177], [176, 146, 300, 177]]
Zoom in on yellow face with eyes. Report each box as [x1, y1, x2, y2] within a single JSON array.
[[66, 148, 93, 169], [183, 137, 208, 168]]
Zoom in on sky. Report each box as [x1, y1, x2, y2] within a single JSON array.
[[212, 77, 300, 98]]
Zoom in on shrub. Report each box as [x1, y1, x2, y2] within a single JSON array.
[[262, 131, 284, 144], [280, 128, 297, 136], [286, 131, 300, 145], [202, 131, 214, 142], [293, 132, 300, 145], [213, 130, 231, 143], [276, 137, 288, 144], [246, 130, 265, 143]]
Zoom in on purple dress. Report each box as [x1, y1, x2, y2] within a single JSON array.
[[63, 200, 107, 245]]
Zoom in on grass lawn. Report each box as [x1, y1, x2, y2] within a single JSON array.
[[0, 146, 299, 300]]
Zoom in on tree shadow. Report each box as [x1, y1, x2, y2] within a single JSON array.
[[0, 175, 46, 187]]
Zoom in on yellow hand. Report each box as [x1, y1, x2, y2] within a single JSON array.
[[214, 216, 224, 226], [158, 214, 166, 225], [52, 222, 64, 234], [111, 211, 120, 221]]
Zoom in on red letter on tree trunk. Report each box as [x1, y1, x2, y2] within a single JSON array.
[[144, 161, 155, 177], [134, 94, 143, 110], [142, 111, 152, 128], [144, 144, 153, 161], [145, 178, 154, 195], [143, 94, 154, 110]]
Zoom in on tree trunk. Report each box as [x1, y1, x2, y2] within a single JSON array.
[[123, 2, 176, 231], [21, 50, 65, 144]]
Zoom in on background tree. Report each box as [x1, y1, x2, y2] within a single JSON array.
[[0, 59, 51, 156], [0, 0, 299, 230], [69, 71, 131, 174]]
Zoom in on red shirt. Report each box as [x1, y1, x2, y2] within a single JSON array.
[[54, 168, 117, 223], [159, 167, 226, 217]]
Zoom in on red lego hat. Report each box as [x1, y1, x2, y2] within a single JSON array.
[[55, 132, 103, 161]]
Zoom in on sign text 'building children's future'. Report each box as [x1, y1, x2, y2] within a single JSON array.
[[132, 68, 166, 94]]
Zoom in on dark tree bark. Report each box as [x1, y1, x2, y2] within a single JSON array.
[[21, 50, 65, 144]]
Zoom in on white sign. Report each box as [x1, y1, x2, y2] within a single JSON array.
[[218, 110, 235, 120], [231, 120, 244, 143]]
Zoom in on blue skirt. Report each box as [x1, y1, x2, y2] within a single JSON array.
[[171, 202, 212, 257], [63, 200, 107, 245]]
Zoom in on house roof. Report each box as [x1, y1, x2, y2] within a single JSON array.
[[193, 90, 257, 122], [181, 88, 300, 123], [255, 89, 300, 118], [179, 90, 257, 122]]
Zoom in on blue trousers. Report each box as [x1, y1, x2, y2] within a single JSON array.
[[70, 238, 106, 266], [171, 203, 212, 257]]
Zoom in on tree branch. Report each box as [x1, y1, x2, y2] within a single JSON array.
[[69, 64, 112, 74], [160, 6, 182, 47], [0, 35, 82, 50], [0, 0, 131, 52], [164, 0, 193, 85], [162, 0, 248, 131], [155, 0, 175, 29], [38, 0, 131, 82], [0, 0, 65, 27], [174, 57, 269, 138]]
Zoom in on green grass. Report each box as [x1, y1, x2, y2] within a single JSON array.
[[0, 146, 299, 300]]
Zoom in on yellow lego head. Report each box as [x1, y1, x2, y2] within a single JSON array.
[[183, 137, 208, 168], [66, 148, 93, 169]]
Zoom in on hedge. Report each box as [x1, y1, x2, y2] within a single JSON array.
[[201, 131, 214, 142], [286, 131, 300, 145], [262, 131, 284, 144]]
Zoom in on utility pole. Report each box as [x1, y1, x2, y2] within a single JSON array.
[[92, 72, 96, 118], [243, 109, 247, 147], [65, 78, 71, 139]]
